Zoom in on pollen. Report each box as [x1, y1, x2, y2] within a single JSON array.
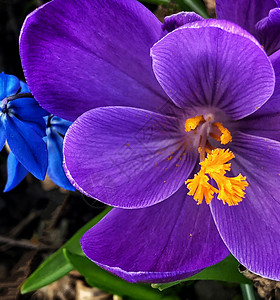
[[186, 148, 249, 206], [185, 115, 205, 132], [213, 122, 232, 144]]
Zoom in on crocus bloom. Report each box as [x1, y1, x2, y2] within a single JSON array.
[[20, 0, 280, 283], [4, 115, 75, 192], [0, 72, 48, 180]]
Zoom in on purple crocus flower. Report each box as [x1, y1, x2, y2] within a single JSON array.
[[19, 0, 280, 283]]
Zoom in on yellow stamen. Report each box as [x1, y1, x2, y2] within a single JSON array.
[[186, 149, 249, 206], [213, 122, 232, 144], [185, 115, 205, 132]]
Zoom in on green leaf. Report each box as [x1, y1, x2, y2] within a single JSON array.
[[21, 207, 112, 294], [152, 255, 252, 291], [175, 0, 210, 18], [241, 284, 256, 300], [139, 0, 170, 5], [63, 249, 178, 300]]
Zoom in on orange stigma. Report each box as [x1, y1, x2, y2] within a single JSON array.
[[186, 149, 249, 206]]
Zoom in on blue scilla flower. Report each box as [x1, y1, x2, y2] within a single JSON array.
[[0, 72, 48, 181], [4, 115, 75, 192], [46, 115, 75, 191]]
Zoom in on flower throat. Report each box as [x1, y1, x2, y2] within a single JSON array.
[[185, 115, 248, 206]]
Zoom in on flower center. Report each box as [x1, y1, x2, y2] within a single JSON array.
[[184, 115, 248, 206], [1, 99, 9, 114], [1, 92, 33, 114]]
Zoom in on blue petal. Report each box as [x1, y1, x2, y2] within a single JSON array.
[[23, 118, 47, 138], [4, 114, 47, 180], [50, 116, 72, 136], [19, 81, 30, 93], [47, 128, 75, 191], [0, 72, 20, 99], [4, 152, 29, 192], [8, 97, 49, 121], [0, 116, 6, 151], [7, 97, 48, 138]]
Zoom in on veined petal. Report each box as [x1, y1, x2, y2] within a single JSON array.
[[210, 132, 280, 281], [255, 8, 280, 55], [239, 50, 280, 141], [64, 107, 197, 208], [81, 186, 229, 283], [4, 152, 29, 192], [216, 0, 278, 36], [47, 128, 75, 191], [4, 115, 47, 180], [19, 0, 174, 121], [151, 20, 275, 120]]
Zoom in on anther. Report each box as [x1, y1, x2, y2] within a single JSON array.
[[212, 122, 232, 145], [185, 115, 205, 132]]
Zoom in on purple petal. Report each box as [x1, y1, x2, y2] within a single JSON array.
[[81, 186, 229, 283], [64, 107, 197, 208], [216, 0, 277, 36], [151, 20, 275, 120], [255, 8, 280, 55], [210, 132, 280, 281], [19, 0, 173, 121], [163, 12, 204, 33], [239, 50, 280, 141]]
